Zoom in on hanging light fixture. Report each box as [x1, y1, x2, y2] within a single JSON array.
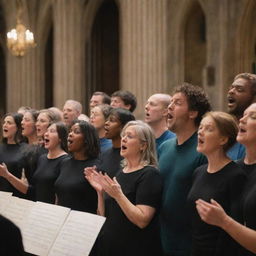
[[6, 0, 36, 57]]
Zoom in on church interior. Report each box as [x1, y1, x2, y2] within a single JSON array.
[[0, 0, 255, 119]]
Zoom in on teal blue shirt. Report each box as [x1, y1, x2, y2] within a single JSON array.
[[158, 133, 207, 256], [156, 130, 176, 155]]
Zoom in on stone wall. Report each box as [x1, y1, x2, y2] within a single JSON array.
[[0, 0, 255, 118]]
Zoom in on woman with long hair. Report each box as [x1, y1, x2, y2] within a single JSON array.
[[21, 109, 40, 186], [21, 109, 39, 145], [55, 120, 100, 213], [85, 120, 163, 256], [0, 122, 68, 203], [22, 108, 62, 199], [0, 112, 25, 196]]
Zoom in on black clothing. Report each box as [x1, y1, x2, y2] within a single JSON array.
[[0, 215, 24, 256], [0, 143, 26, 197], [23, 144, 48, 185], [187, 161, 246, 256], [97, 166, 163, 256], [99, 147, 122, 178], [55, 157, 100, 213], [237, 160, 256, 256], [28, 154, 69, 203]]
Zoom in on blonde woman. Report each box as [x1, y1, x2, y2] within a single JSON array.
[[85, 120, 163, 256]]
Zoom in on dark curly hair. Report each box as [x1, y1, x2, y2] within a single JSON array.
[[173, 83, 211, 126]]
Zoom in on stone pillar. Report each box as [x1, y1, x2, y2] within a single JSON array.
[[6, 50, 44, 112], [53, 0, 85, 109], [119, 0, 168, 119], [5, 1, 44, 112]]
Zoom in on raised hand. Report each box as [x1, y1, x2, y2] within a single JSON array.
[[100, 174, 123, 200], [84, 166, 103, 193]]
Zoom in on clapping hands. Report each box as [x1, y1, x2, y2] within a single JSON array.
[[84, 166, 122, 199]]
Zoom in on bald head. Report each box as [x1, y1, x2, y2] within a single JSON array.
[[153, 94, 171, 107], [145, 93, 171, 125]]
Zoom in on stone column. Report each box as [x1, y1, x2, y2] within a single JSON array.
[[119, 0, 168, 119], [53, 0, 85, 109], [5, 0, 44, 112]]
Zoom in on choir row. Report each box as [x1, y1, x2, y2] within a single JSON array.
[[1, 73, 256, 256]]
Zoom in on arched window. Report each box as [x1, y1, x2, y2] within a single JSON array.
[[85, 0, 119, 110], [184, 1, 206, 87]]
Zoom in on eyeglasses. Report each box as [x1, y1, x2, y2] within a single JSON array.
[[121, 134, 137, 140], [121, 133, 146, 143]]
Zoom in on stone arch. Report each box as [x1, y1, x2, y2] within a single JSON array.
[[236, 0, 256, 74], [83, 0, 120, 113], [174, 0, 207, 87], [183, 0, 206, 87]]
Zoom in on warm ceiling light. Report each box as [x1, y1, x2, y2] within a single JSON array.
[[6, 0, 36, 57]]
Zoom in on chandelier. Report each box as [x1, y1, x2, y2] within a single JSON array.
[[6, 0, 36, 57]]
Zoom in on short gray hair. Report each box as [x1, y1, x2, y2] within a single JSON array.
[[64, 99, 82, 114]]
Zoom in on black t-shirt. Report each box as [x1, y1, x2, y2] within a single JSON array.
[[55, 157, 100, 213], [0, 143, 26, 197], [28, 154, 69, 203], [237, 160, 256, 256], [99, 147, 123, 178], [0, 215, 24, 256], [237, 160, 256, 229], [97, 166, 163, 256], [187, 161, 246, 256], [22, 144, 48, 185]]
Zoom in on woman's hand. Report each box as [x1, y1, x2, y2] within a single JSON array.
[[196, 199, 228, 228], [84, 166, 103, 193], [0, 163, 10, 178], [100, 174, 123, 200]]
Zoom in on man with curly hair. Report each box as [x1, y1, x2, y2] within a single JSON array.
[[158, 83, 211, 256]]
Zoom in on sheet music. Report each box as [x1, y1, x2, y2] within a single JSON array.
[[21, 201, 70, 256], [49, 211, 105, 256], [1, 197, 35, 227], [0, 191, 12, 213]]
